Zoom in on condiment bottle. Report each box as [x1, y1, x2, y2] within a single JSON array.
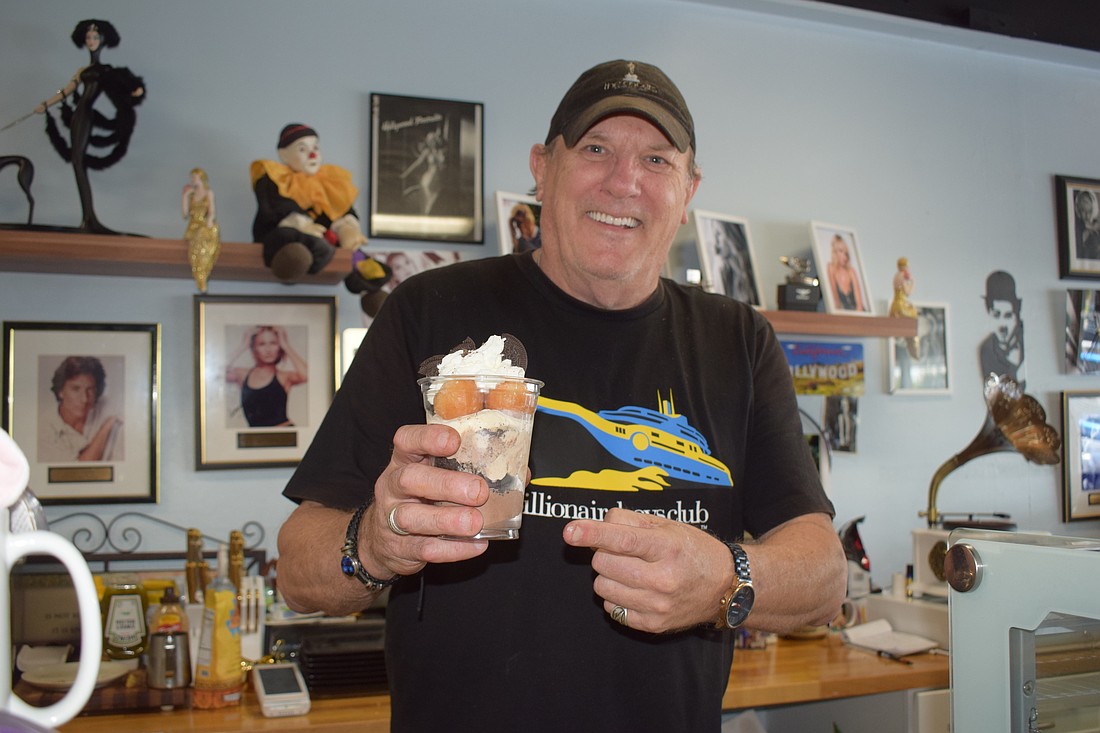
[[148, 587, 191, 690], [101, 572, 148, 660]]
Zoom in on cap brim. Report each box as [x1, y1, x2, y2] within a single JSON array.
[[561, 96, 692, 153]]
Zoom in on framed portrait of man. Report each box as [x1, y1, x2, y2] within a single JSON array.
[[2, 321, 160, 504], [1056, 174, 1100, 279]]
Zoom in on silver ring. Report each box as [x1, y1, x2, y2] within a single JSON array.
[[387, 505, 410, 536], [610, 605, 629, 627]]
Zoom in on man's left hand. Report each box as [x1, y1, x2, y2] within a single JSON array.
[[563, 507, 732, 633]]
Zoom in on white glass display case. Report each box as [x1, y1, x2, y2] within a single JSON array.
[[946, 529, 1100, 732]]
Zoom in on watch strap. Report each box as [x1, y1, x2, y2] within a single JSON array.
[[340, 501, 399, 591], [716, 541, 753, 629]]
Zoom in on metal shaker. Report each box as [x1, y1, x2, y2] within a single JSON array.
[[147, 631, 192, 689]]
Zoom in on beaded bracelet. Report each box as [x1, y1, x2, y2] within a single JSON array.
[[340, 501, 400, 591]]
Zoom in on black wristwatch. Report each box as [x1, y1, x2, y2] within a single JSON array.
[[340, 502, 400, 592], [716, 542, 755, 629]]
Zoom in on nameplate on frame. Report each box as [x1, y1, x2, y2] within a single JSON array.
[[237, 432, 298, 449], [48, 466, 114, 484]]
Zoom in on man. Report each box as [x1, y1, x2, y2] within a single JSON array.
[[277, 60, 845, 732], [39, 355, 123, 462], [979, 270, 1025, 388]]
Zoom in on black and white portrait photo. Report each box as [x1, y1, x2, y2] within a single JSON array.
[[370, 93, 483, 243], [693, 210, 761, 306]]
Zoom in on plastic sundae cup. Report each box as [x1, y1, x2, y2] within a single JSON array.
[[419, 374, 542, 540]]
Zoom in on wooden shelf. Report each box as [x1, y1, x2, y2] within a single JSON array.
[[761, 309, 917, 338], [0, 230, 915, 338], [0, 228, 353, 285]]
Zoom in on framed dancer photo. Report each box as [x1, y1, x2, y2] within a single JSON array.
[[2, 321, 160, 505], [811, 222, 874, 316], [194, 295, 336, 470], [370, 93, 484, 244], [1055, 174, 1100, 280], [693, 210, 762, 307]]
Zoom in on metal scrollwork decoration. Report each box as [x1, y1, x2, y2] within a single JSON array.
[[48, 511, 265, 556]]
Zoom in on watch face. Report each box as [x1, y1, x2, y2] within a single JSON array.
[[725, 585, 755, 627]]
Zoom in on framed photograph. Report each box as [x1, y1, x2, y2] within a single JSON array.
[[495, 191, 542, 256], [341, 327, 368, 378], [1064, 289, 1100, 374], [888, 302, 951, 394], [693, 210, 762, 307], [1060, 390, 1100, 521], [811, 222, 874, 315], [1055, 174, 1100, 279], [369, 93, 484, 243], [194, 295, 336, 470], [2, 321, 160, 504]]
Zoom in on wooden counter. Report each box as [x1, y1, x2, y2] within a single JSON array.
[[55, 636, 948, 732]]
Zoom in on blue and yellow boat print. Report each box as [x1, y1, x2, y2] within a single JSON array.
[[536, 392, 732, 489]]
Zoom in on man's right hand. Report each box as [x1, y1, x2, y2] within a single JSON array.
[[358, 423, 491, 580]]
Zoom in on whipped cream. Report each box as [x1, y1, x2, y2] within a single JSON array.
[[436, 335, 525, 378]]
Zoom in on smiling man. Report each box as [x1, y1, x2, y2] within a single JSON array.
[[277, 60, 845, 732]]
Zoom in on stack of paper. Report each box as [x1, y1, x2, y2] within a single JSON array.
[[841, 618, 938, 657]]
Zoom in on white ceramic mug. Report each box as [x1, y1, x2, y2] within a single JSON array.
[[0, 430, 102, 729]]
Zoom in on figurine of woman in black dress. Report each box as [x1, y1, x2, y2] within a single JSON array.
[[35, 19, 145, 234]]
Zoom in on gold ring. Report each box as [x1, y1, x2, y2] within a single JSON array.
[[610, 605, 629, 627], [387, 505, 410, 536]]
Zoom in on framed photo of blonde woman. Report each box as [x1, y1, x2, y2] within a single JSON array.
[[811, 222, 875, 316], [194, 295, 336, 470]]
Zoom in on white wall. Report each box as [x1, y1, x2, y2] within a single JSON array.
[[2, 0, 1098, 580]]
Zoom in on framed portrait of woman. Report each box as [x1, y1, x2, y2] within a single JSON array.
[[810, 222, 875, 316], [693, 210, 762, 307], [2, 321, 160, 504], [194, 295, 336, 470], [495, 191, 542, 256]]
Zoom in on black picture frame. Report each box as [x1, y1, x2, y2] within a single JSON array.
[[194, 295, 336, 470], [1055, 174, 1100, 280], [369, 93, 484, 244], [2, 321, 160, 504]]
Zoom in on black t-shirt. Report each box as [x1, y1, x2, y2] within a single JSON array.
[[284, 253, 833, 732]]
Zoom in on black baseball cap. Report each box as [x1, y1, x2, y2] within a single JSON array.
[[545, 60, 695, 153]]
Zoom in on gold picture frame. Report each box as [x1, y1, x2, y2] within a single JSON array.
[[194, 295, 336, 470], [2, 321, 160, 504]]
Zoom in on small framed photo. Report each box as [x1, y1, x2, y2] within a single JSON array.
[[341, 327, 368, 377], [2, 321, 160, 504], [369, 93, 484, 243], [194, 295, 336, 470], [811, 222, 874, 315], [1060, 390, 1100, 521], [495, 191, 542, 255], [888, 302, 951, 394], [1064, 289, 1100, 374], [693, 210, 762, 307], [1055, 174, 1100, 279]]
